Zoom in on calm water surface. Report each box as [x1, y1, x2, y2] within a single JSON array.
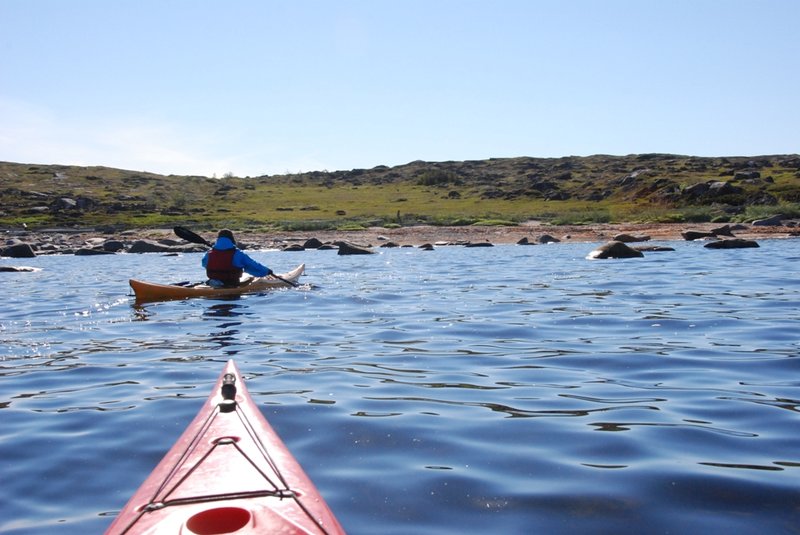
[[1, 240, 799, 534]]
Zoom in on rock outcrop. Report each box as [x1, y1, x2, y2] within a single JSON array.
[[336, 241, 375, 255], [0, 265, 38, 272], [704, 239, 759, 249], [613, 233, 651, 243], [1, 242, 36, 258], [587, 241, 645, 259], [751, 214, 784, 226]]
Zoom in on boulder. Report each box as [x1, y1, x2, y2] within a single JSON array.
[[752, 214, 785, 226], [419, 243, 435, 251], [734, 170, 761, 180], [538, 234, 560, 244], [704, 239, 759, 249], [51, 197, 78, 211], [464, 241, 493, 247], [336, 241, 375, 255], [1, 243, 36, 258], [303, 238, 324, 249], [587, 241, 645, 259], [613, 233, 650, 243], [708, 181, 742, 195], [282, 244, 305, 252], [102, 240, 126, 252], [157, 238, 184, 247], [681, 230, 717, 241], [75, 248, 116, 256], [0, 265, 37, 272], [128, 240, 176, 253], [516, 237, 535, 245], [682, 180, 742, 198], [683, 182, 709, 197], [84, 237, 107, 247], [710, 225, 735, 237], [380, 242, 400, 248]]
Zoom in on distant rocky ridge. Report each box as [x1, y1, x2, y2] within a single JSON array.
[[297, 153, 800, 205], [1, 154, 799, 232]]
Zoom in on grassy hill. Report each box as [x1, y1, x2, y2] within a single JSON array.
[[2, 154, 799, 232]]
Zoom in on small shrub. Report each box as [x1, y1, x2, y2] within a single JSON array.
[[550, 210, 611, 225], [682, 210, 714, 223], [654, 212, 686, 223], [336, 223, 368, 231]]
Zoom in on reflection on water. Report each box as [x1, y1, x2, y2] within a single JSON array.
[[204, 303, 247, 318], [130, 304, 150, 321], [204, 303, 249, 354], [0, 242, 799, 534]]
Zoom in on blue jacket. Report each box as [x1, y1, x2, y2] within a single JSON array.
[[201, 237, 272, 278]]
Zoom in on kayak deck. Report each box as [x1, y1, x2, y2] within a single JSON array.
[[104, 360, 344, 534], [130, 264, 305, 303]]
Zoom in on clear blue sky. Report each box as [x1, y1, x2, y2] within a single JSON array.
[[1, 0, 798, 177]]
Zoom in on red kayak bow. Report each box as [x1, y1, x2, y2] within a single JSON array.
[[105, 360, 345, 534]]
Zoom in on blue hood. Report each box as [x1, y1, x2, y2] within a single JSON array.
[[212, 236, 236, 250]]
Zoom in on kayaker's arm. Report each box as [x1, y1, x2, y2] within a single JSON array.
[[233, 250, 272, 278], [234, 253, 298, 287]]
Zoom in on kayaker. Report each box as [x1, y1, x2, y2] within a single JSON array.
[[201, 229, 273, 287]]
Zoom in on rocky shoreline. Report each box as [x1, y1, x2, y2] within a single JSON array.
[[1, 220, 798, 260]]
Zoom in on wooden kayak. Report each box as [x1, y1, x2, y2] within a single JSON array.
[[104, 359, 345, 535], [130, 264, 305, 303]]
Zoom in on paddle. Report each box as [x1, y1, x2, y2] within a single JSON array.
[[174, 225, 213, 248], [173, 226, 299, 288]]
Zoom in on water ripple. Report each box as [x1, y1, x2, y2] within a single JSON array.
[[1, 242, 799, 533]]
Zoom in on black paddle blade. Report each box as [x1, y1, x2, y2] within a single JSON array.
[[174, 226, 213, 247]]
